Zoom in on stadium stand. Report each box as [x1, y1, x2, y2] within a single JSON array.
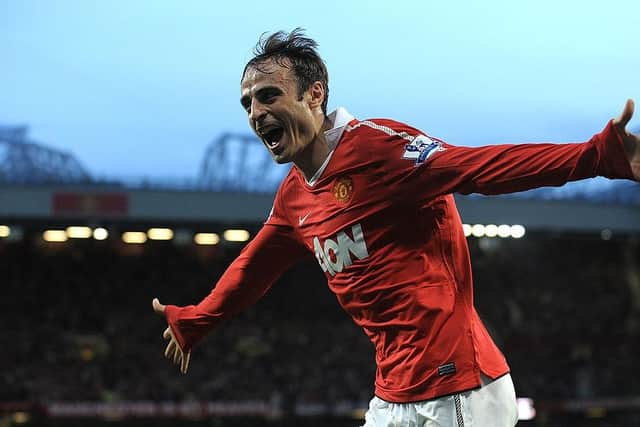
[[1, 229, 639, 426], [1, 127, 639, 426]]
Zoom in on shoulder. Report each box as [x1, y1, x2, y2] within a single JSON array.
[[266, 168, 299, 225], [344, 117, 423, 140], [344, 117, 445, 148], [343, 118, 445, 161], [273, 167, 301, 202]]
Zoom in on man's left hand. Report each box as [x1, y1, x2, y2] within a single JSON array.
[[613, 99, 640, 180]]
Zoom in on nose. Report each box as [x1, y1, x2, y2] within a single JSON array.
[[249, 98, 266, 123]]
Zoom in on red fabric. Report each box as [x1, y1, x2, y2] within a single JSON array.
[[165, 225, 308, 350], [166, 118, 633, 402]]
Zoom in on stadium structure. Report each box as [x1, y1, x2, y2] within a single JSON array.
[[1, 125, 639, 427], [1, 125, 638, 232]]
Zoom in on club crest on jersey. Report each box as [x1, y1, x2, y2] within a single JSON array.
[[333, 176, 354, 203], [402, 135, 445, 165]]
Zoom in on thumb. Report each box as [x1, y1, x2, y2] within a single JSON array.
[[613, 99, 635, 129], [152, 298, 166, 315]]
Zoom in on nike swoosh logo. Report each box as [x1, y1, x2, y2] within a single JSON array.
[[298, 212, 311, 226]]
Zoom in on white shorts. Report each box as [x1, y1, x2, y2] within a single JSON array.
[[361, 374, 518, 427]]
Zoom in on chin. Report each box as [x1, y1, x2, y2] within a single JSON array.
[[272, 153, 293, 164]]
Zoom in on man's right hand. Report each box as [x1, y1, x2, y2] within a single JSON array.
[[152, 298, 191, 374]]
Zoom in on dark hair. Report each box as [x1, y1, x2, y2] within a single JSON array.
[[243, 28, 330, 115]]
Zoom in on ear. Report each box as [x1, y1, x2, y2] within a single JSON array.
[[307, 81, 325, 110]]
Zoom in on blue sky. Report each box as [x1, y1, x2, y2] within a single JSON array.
[[2, 0, 639, 179]]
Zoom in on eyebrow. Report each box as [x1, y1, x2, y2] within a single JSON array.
[[240, 86, 282, 109]]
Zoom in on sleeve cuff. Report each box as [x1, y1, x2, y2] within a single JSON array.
[[164, 304, 192, 352], [598, 120, 635, 180]]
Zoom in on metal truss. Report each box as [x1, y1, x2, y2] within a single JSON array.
[[198, 133, 290, 193], [0, 125, 92, 184]]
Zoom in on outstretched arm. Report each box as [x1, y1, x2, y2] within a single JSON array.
[[613, 99, 640, 180], [151, 224, 308, 374], [372, 100, 637, 202]]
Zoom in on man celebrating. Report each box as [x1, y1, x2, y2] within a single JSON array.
[[153, 29, 639, 426]]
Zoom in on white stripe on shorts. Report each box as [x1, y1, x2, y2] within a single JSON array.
[[361, 374, 518, 427]]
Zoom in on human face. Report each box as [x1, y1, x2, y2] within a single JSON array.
[[240, 60, 322, 164]]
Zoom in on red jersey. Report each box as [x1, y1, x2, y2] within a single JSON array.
[[165, 108, 634, 402]]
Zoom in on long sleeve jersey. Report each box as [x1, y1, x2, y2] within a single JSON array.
[[165, 107, 634, 402]]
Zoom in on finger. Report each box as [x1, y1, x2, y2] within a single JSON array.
[[181, 351, 191, 374], [165, 339, 176, 359], [173, 348, 181, 364], [163, 327, 172, 340], [152, 298, 166, 315], [614, 99, 635, 128]]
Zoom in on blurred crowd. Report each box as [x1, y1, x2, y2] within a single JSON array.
[[1, 232, 639, 414], [0, 239, 373, 406], [471, 234, 640, 400]]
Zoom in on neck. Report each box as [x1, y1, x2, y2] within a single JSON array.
[[294, 116, 333, 181]]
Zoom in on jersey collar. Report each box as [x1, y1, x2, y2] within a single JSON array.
[[305, 107, 354, 186], [324, 107, 355, 150]]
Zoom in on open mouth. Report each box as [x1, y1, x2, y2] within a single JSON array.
[[259, 126, 284, 150]]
